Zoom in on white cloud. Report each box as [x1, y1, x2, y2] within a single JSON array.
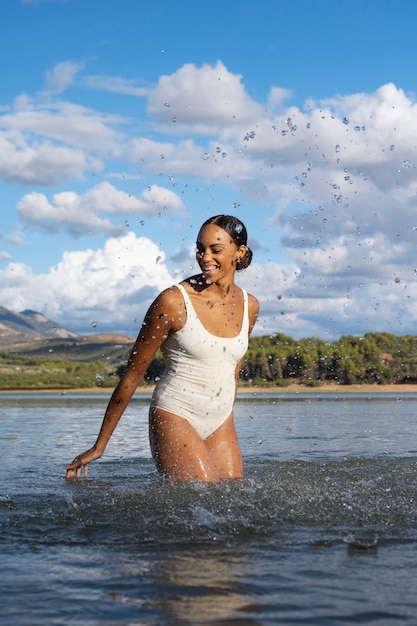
[[0, 130, 100, 185], [2, 59, 417, 339], [0, 97, 123, 152], [266, 87, 292, 111], [17, 182, 187, 237], [43, 61, 84, 94], [82, 74, 150, 97], [147, 61, 264, 133], [0, 233, 174, 334], [0, 251, 12, 262]]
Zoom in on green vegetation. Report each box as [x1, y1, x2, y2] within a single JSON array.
[[0, 332, 416, 390], [0, 337, 132, 390], [241, 332, 417, 387], [0, 352, 120, 390]]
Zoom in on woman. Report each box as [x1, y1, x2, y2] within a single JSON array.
[[66, 215, 259, 482]]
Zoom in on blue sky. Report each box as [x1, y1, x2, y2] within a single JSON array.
[[1, 0, 417, 339]]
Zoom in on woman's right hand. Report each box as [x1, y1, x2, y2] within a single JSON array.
[[66, 446, 102, 479]]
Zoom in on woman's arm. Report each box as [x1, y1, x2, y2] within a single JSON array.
[[233, 292, 259, 398], [247, 293, 259, 334], [65, 286, 185, 478]]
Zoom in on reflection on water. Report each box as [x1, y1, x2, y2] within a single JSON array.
[[136, 546, 261, 626]]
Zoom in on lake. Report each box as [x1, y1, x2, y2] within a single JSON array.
[[1, 391, 417, 625]]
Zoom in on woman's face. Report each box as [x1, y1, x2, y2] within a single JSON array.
[[195, 223, 244, 283]]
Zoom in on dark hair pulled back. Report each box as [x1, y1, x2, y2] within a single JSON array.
[[200, 214, 253, 270]]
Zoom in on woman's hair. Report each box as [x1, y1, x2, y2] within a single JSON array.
[[200, 214, 253, 270]]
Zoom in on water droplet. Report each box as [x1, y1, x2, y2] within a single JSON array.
[[235, 223, 243, 233], [232, 202, 241, 208], [90, 321, 98, 328], [202, 153, 209, 160], [164, 102, 171, 108], [394, 277, 401, 284], [390, 145, 395, 151], [155, 256, 161, 263], [343, 117, 349, 125], [335, 144, 340, 153], [95, 373, 104, 382], [244, 130, 256, 141], [306, 122, 311, 129], [286, 118, 297, 133], [402, 159, 411, 168], [354, 126, 361, 131]]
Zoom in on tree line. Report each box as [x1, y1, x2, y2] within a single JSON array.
[[1, 331, 416, 389], [239, 332, 417, 387]]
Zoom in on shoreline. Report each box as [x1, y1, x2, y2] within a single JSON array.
[[2, 383, 417, 395]]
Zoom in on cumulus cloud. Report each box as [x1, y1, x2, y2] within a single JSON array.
[[0, 131, 100, 185], [0, 95, 125, 184], [147, 61, 264, 133], [0, 96, 123, 152], [17, 182, 187, 237], [0, 233, 174, 334], [2, 60, 417, 338]]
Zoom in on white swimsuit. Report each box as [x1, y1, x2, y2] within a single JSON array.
[[150, 284, 249, 439]]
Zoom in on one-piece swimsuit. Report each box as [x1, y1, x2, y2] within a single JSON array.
[[150, 283, 249, 439]]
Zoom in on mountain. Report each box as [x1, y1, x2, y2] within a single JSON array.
[[0, 307, 79, 344]]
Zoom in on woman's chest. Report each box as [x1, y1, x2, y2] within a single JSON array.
[[190, 296, 244, 338]]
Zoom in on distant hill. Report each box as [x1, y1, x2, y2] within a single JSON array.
[[0, 306, 135, 374], [0, 306, 80, 344]]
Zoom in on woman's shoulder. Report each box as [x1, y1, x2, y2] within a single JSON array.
[[247, 292, 259, 307], [148, 284, 187, 332], [157, 284, 185, 307]]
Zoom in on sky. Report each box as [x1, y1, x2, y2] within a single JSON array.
[[1, 0, 417, 340]]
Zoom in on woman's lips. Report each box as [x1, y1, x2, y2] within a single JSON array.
[[202, 264, 219, 276]]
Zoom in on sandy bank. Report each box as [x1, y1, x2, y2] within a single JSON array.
[[2, 383, 417, 395]]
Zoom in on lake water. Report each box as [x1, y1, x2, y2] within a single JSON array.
[[1, 391, 417, 625]]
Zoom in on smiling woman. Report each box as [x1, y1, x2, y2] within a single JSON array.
[[66, 215, 259, 483]]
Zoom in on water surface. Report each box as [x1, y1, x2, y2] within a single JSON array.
[[1, 392, 417, 625]]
